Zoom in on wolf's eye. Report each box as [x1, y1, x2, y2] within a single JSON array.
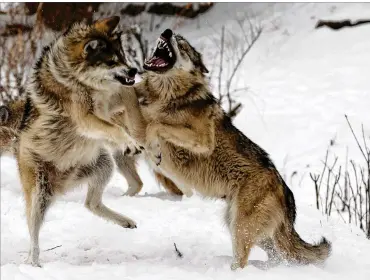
[[106, 60, 116, 67]]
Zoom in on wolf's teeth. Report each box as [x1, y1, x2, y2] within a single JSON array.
[[169, 52, 172, 57]]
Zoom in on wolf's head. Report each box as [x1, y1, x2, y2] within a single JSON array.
[[143, 29, 209, 76], [44, 16, 137, 91]]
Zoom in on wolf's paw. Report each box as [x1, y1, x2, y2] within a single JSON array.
[[24, 252, 42, 267], [122, 185, 142, 197], [122, 190, 138, 197], [152, 152, 162, 166], [230, 262, 240, 271], [124, 146, 141, 157], [119, 217, 137, 229], [147, 139, 162, 166], [123, 141, 142, 157]]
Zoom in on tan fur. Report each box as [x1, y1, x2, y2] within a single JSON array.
[[123, 31, 331, 269], [154, 171, 184, 196], [0, 96, 183, 197], [15, 17, 143, 267]]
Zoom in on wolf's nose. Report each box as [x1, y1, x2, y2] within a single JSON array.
[[161, 29, 173, 40], [127, 68, 137, 77]]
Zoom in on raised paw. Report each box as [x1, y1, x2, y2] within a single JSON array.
[[147, 139, 162, 166], [155, 153, 162, 166], [124, 146, 142, 157], [123, 141, 142, 157]]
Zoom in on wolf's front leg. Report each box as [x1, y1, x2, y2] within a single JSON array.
[[145, 124, 163, 166], [82, 149, 137, 228], [146, 122, 215, 155]]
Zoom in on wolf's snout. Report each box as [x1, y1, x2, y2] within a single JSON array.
[[161, 29, 173, 40], [127, 68, 137, 77]]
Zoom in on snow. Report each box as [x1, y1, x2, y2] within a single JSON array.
[[1, 3, 370, 280]]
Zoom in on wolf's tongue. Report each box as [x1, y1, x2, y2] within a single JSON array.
[[154, 58, 165, 65], [146, 56, 165, 66]]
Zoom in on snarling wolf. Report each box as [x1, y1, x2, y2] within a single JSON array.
[[15, 16, 148, 267], [134, 29, 332, 269]]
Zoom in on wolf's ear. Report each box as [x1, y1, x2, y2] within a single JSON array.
[[0, 105, 10, 124], [84, 39, 106, 54], [94, 16, 120, 34], [200, 62, 209, 74]]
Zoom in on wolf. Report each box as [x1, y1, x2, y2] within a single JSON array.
[[133, 29, 331, 269], [14, 16, 149, 267]]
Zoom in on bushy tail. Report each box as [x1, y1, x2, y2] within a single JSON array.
[[274, 223, 331, 265]]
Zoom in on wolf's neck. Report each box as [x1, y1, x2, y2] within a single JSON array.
[[146, 71, 208, 101]]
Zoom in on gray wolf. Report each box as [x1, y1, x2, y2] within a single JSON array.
[[133, 29, 331, 269], [16, 16, 142, 267]]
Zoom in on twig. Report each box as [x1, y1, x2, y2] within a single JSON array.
[[362, 124, 370, 155], [218, 25, 225, 104], [325, 156, 338, 214], [345, 115, 367, 161], [343, 146, 349, 211], [310, 173, 320, 210], [173, 243, 183, 258], [225, 26, 262, 112], [44, 245, 62, 252], [328, 166, 341, 215]]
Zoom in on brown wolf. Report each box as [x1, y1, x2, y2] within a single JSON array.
[[15, 16, 147, 267], [133, 29, 331, 269]]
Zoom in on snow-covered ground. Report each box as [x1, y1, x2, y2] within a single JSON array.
[[1, 3, 370, 280]]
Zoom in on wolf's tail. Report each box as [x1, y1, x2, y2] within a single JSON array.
[[274, 223, 331, 265]]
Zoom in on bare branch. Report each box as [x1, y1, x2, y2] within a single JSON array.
[[225, 26, 262, 110], [218, 25, 225, 104], [345, 115, 367, 161]]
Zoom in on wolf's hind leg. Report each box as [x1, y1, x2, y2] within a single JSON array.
[[228, 187, 284, 270], [154, 171, 184, 196], [21, 163, 55, 267], [248, 238, 282, 270], [83, 150, 137, 228], [257, 237, 282, 265], [113, 150, 143, 196]]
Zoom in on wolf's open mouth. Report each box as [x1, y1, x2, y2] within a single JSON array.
[[114, 74, 135, 86], [144, 36, 176, 72]]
